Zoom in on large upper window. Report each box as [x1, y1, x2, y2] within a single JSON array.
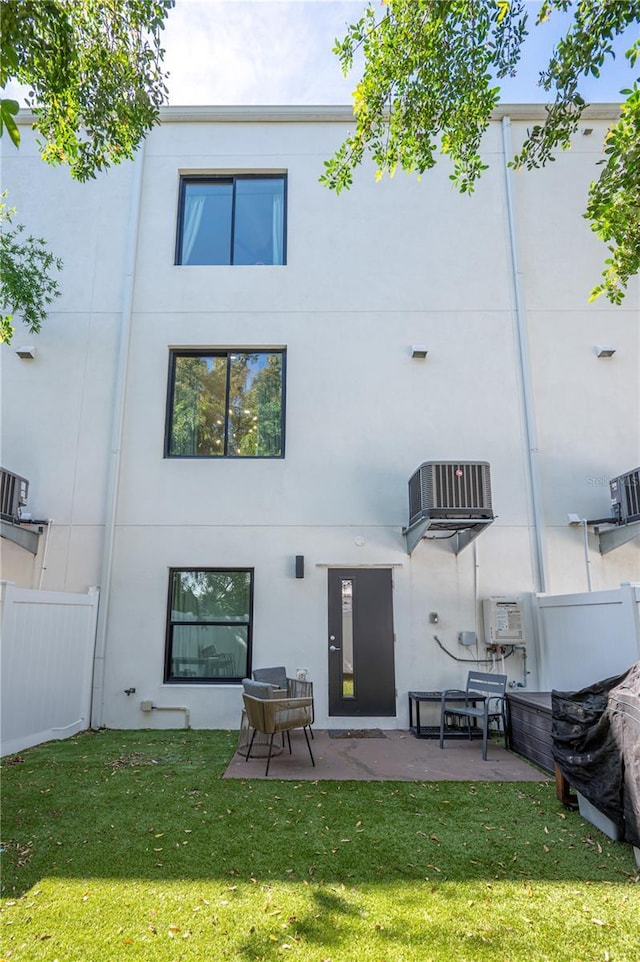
[[165, 569, 253, 683], [176, 175, 286, 265], [166, 350, 286, 458]]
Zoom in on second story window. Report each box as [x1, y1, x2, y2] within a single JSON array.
[[166, 350, 286, 458], [176, 175, 286, 265]]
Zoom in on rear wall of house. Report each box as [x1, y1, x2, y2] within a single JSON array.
[[2, 107, 638, 731]]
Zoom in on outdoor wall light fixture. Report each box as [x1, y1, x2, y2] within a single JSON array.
[[295, 555, 304, 579], [582, 127, 594, 136], [593, 345, 616, 358], [411, 345, 428, 359], [15, 346, 36, 359]]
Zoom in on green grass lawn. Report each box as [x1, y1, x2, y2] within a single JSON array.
[[1, 729, 638, 962]]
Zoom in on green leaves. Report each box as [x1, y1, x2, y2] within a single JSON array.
[[323, 0, 640, 303], [0, 98, 20, 147], [0, 1, 174, 341], [320, 0, 529, 195], [0, 193, 63, 344], [586, 83, 640, 304], [0, 0, 174, 181]]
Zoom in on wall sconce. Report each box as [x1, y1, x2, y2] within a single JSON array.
[[295, 555, 304, 579], [593, 345, 616, 358], [16, 346, 36, 359], [411, 345, 428, 359]]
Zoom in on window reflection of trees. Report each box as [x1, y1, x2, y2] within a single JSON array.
[[169, 352, 283, 457]]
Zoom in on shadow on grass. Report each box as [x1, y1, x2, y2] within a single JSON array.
[[1, 728, 638, 901]]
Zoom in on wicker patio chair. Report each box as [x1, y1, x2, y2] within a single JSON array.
[[253, 666, 315, 737], [242, 678, 314, 776]]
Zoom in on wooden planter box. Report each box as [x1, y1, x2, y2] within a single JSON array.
[[506, 691, 554, 774]]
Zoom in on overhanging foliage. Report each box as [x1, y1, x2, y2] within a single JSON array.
[[322, 0, 640, 305]]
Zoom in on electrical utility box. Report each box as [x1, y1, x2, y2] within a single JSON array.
[[483, 597, 527, 646]]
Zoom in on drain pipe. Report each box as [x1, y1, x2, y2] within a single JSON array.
[[140, 700, 191, 729], [581, 518, 593, 591], [37, 519, 54, 589], [571, 516, 593, 591], [501, 116, 548, 594], [90, 143, 146, 729]]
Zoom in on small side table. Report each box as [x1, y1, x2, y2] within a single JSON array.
[[408, 690, 484, 739]]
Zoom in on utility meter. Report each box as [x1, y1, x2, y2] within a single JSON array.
[[483, 596, 526, 646]]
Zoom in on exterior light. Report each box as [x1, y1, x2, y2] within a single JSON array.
[[411, 345, 428, 359], [593, 345, 616, 358]]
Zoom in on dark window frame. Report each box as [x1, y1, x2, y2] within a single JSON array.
[[164, 348, 287, 460], [164, 567, 254, 685], [175, 173, 288, 266]]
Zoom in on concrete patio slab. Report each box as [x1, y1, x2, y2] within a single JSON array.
[[223, 729, 549, 782]]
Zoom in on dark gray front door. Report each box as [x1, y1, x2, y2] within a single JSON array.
[[327, 568, 396, 717]]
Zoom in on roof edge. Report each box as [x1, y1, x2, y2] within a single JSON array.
[[14, 102, 623, 126]]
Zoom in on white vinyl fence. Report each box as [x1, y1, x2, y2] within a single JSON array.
[[535, 583, 640, 691], [0, 582, 99, 756]]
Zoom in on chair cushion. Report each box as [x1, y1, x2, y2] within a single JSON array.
[[242, 679, 277, 699], [253, 666, 288, 690]]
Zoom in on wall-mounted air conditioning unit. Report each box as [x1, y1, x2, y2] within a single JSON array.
[[408, 461, 493, 527], [0, 468, 29, 522], [610, 467, 640, 524]]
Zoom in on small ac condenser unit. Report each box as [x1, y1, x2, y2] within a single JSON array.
[[0, 469, 29, 522], [408, 461, 494, 527], [610, 467, 640, 524]]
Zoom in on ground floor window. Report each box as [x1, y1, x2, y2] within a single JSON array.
[[165, 568, 253, 683]]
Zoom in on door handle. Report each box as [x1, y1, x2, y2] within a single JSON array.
[[329, 645, 341, 652]]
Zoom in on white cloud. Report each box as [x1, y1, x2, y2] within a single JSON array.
[[163, 0, 636, 107], [163, 0, 368, 106]]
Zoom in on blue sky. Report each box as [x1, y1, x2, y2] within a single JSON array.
[[2, 1, 635, 108], [162, 0, 638, 106]]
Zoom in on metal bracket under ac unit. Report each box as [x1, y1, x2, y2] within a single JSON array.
[[592, 519, 640, 555], [0, 518, 41, 555], [402, 515, 495, 556]]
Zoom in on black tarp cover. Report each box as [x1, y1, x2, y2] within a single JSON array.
[[608, 661, 640, 847], [552, 661, 640, 846]]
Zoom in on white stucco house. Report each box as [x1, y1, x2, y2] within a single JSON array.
[[1, 105, 639, 734]]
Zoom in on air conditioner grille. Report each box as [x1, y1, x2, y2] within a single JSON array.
[[610, 467, 640, 523], [0, 468, 28, 521], [409, 461, 493, 526]]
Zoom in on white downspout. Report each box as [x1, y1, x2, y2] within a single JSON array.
[[91, 142, 146, 728], [37, 519, 54, 589], [581, 518, 593, 592], [501, 116, 548, 594]]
